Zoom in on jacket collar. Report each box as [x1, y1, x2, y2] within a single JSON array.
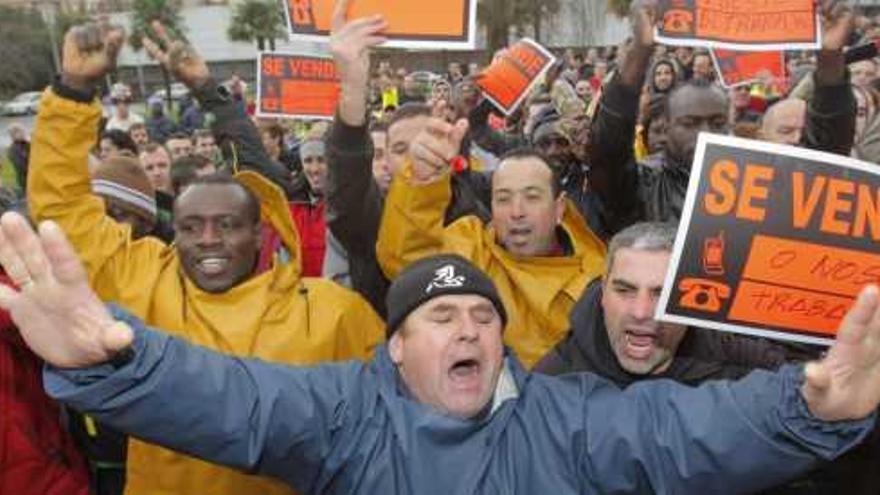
[[568, 281, 725, 387]]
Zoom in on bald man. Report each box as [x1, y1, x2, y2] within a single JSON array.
[[759, 99, 807, 146]]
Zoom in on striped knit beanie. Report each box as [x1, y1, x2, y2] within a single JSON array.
[[91, 152, 157, 223]]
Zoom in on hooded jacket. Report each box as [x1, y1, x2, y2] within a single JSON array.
[[46, 312, 876, 495], [377, 171, 606, 368], [537, 281, 880, 494], [0, 271, 90, 495], [28, 87, 385, 495], [535, 281, 789, 383]]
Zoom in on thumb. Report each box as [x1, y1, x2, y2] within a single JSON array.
[[804, 361, 832, 391], [450, 119, 469, 147], [101, 321, 135, 355]]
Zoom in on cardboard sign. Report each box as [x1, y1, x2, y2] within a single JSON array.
[[283, 0, 477, 50], [657, 134, 880, 346], [257, 52, 340, 120], [710, 49, 786, 88], [475, 38, 556, 116], [654, 0, 820, 50]]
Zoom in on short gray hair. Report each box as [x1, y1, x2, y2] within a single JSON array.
[[606, 222, 678, 273]]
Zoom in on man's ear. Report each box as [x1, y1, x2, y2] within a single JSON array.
[[389, 331, 404, 365], [554, 191, 567, 225]]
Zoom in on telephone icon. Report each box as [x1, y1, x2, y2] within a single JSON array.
[[678, 278, 731, 313], [663, 9, 695, 34]]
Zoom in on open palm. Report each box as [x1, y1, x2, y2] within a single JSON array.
[[0, 214, 131, 368]]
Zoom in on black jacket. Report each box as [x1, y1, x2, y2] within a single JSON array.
[[536, 281, 879, 495], [587, 73, 857, 234], [534, 281, 789, 384], [325, 119, 492, 317]]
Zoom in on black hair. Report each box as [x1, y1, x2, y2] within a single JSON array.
[[100, 129, 139, 155], [387, 103, 432, 129], [175, 174, 260, 225], [664, 78, 728, 117], [498, 147, 563, 198]]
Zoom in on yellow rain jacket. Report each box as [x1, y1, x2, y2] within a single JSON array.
[[377, 170, 606, 368], [29, 89, 385, 495]]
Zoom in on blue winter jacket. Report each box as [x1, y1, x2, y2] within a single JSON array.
[[45, 308, 874, 494]]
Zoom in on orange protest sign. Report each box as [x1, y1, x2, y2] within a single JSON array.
[[284, 0, 477, 49], [710, 49, 785, 88], [257, 52, 340, 120], [657, 134, 880, 346], [655, 0, 820, 50], [475, 38, 556, 116]]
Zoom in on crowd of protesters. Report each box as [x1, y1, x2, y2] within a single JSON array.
[[4, 0, 880, 494]]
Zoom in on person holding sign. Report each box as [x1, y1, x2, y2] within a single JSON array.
[[27, 21, 385, 495], [1, 212, 880, 493], [588, 0, 857, 228]]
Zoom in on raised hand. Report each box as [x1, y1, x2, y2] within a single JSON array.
[[61, 22, 125, 93], [802, 285, 880, 421], [629, 0, 658, 49], [0, 213, 132, 368], [821, 0, 855, 53], [409, 118, 469, 184], [142, 20, 211, 90], [330, 0, 387, 126]]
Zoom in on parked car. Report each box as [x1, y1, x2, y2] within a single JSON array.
[[147, 83, 190, 107], [2, 91, 41, 116]]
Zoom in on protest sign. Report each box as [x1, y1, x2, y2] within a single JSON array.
[[657, 133, 880, 346], [475, 38, 556, 116], [257, 52, 340, 120], [284, 0, 477, 49], [654, 0, 820, 51], [710, 49, 785, 88]]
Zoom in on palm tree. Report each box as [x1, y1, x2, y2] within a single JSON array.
[[228, 0, 285, 52], [129, 0, 186, 112], [607, 0, 632, 17]]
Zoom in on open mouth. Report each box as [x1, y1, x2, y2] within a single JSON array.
[[624, 331, 657, 359], [449, 358, 481, 381], [196, 257, 229, 276]]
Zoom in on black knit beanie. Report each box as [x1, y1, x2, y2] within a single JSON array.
[[386, 254, 508, 335]]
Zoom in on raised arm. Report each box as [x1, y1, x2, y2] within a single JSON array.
[[28, 23, 165, 286], [803, 0, 857, 155], [143, 22, 298, 196], [375, 118, 475, 279], [325, 4, 387, 252], [586, 1, 655, 236]]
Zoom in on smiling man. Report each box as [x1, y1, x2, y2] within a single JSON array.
[[27, 21, 384, 495]]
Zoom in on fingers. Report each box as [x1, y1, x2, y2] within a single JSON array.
[[450, 119, 470, 148], [837, 285, 879, 344], [0, 213, 39, 288], [38, 221, 87, 287], [142, 36, 169, 65], [151, 20, 174, 49], [0, 283, 19, 313], [104, 26, 126, 60], [4, 214, 52, 288], [331, 0, 352, 31]]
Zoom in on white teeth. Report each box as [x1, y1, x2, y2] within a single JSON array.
[[198, 258, 228, 274]]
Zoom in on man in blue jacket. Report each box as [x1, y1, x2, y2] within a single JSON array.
[[0, 211, 878, 494]]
